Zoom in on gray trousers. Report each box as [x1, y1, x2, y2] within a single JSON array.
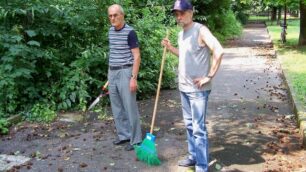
[[108, 67, 142, 145]]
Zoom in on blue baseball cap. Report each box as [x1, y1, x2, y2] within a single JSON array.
[[171, 0, 193, 12]]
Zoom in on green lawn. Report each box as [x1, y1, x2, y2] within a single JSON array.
[[249, 15, 270, 21], [267, 19, 306, 107], [249, 15, 299, 22]]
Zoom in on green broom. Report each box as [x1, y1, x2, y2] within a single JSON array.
[[135, 31, 169, 166]]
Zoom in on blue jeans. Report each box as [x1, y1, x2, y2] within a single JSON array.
[[180, 90, 211, 172]]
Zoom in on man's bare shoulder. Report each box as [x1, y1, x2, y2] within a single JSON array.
[[199, 25, 212, 35]]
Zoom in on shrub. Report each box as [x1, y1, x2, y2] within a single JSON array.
[[236, 11, 249, 25], [0, 0, 242, 120], [0, 118, 9, 134], [26, 103, 57, 123], [206, 10, 242, 42]]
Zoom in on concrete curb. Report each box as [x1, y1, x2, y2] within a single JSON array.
[[276, 53, 306, 148], [7, 115, 22, 126], [266, 21, 306, 148]]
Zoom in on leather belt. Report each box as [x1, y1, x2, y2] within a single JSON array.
[[109, 64, 132, 70]]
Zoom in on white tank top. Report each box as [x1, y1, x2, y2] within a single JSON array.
[[178, 22, 212, 92]]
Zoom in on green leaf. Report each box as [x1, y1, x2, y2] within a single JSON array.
[[9, 46, 22, 55], [25, 30, 37, 37], [4, 64, 13, 71], [15, 9, 27, 15], [215, 163, 222, 170], [66, 99, 71, 107], [27, 41, 40, 47], [63, 102, 68, 109], [11, 35, 23, 42], [46, 71, 52, 77], [70, 92, 76, 103]]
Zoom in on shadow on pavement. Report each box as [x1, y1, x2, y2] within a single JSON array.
[[210, 144, 265, 166]]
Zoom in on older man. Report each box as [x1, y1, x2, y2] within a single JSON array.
[[162, 0, 224, 171], [107, 4, 142, 151]]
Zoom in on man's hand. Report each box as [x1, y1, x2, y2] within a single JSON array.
[[193, 77, 211, 89], [130, 78, 137, 92], [161, 38, 172, 49], [161, 38, 179, 57]]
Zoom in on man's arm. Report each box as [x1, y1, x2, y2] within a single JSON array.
[[128, 30, 141, 92], [201, 26, 223, 78], [161, 38, 179, 57], [194, 26, 224, 88], [130, 47, 140, 92]]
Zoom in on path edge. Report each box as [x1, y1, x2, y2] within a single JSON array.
[[266, 24, 306, 149]]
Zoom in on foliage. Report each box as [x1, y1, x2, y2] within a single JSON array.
[[129, 7, 178, 96], [0, 0, 244, 120], [231, 0, 251, 24], [206, 10, 242, 42], [0, 118, 9, 134], [263, 0, 300, 9], [193, 0, 242, 41], [26, 103, 57, 123], [0, 0, 108, 116]]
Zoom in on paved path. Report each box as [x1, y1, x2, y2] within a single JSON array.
[[208, 24, 291, 171], [1, 23, 305, 172]]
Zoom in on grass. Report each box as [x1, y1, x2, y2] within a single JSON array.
[[249, 15, 270, 21], [249, 15, 299, 22], [266, 19, 306, 107]]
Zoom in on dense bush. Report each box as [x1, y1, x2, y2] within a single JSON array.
[[193, 0, 242, 41], [26, 103, 57, 123], [0, 0, 242, 120], [231, 0, 251, 25], [236, 11, 249, 25], [206, 10, 242, 42], [0, 118, 9, 134], [0, 0, 177, 117], [1, 1, 105, 116]]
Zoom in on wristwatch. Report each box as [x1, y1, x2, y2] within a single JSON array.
[[131, 74, 137, 80]]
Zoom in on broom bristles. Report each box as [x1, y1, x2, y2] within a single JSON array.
[[135, 138, 161, 166]]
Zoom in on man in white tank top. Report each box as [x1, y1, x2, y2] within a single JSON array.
[[162, 0, 224, 171]]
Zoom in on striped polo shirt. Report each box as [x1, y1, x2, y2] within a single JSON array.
[[108, 24, 139, 66]]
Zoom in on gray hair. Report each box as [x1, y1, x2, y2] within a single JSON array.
[[109, 4, 125, 15]]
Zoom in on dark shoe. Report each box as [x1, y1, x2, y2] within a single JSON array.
[[124, 143, 140, 151], [112, 139, 130, 145], [178, 158, 196, 167]]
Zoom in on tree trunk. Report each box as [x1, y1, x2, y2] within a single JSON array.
[[271, 7, 277, 21], [299, 0, 306, 45], [284, 2, 287, 26], [277, 7, 282, 25]]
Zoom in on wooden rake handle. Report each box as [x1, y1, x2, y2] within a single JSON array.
[[150, 30, 169, 134], [102, 81, 109, 91]]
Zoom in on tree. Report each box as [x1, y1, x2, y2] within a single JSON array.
[[271, 6, 277, 20], [299, 0, 306, 45]]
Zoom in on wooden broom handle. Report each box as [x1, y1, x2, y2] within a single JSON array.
[[150, 30, 169, 134]]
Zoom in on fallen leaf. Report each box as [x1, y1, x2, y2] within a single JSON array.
[[215, 163, 222, 170], [79, 162, 88, 168], [153, 127, 160, 132]]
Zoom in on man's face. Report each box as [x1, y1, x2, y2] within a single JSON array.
[[174, 10, 193, 27], [108, 6, 124, 28]]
